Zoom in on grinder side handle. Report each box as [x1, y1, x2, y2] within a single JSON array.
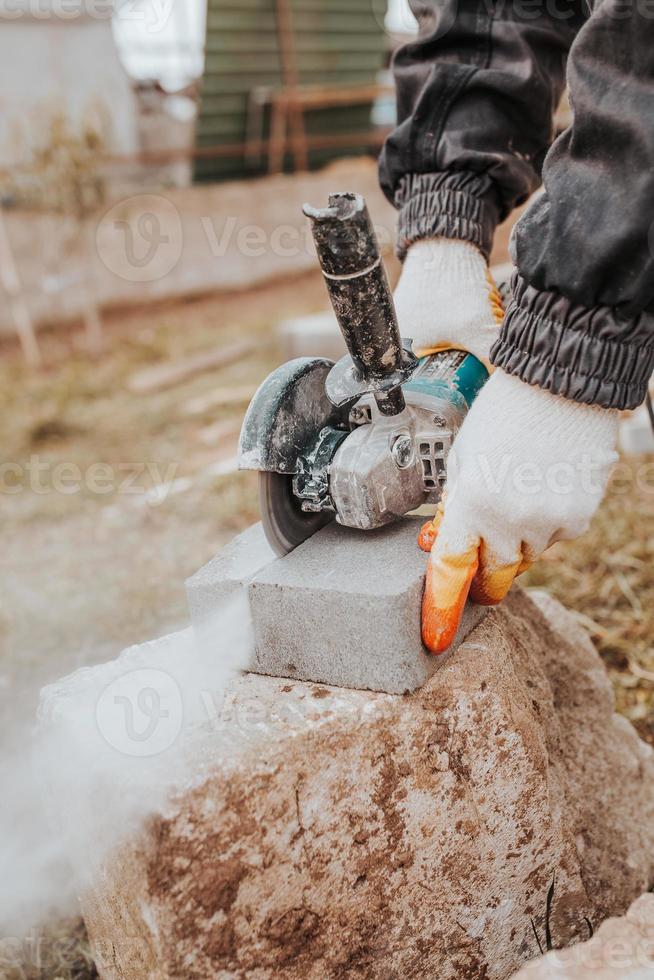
[[303, 193, 416, 417]]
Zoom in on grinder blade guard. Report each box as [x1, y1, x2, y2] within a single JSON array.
[[238, 192, 488, 556]]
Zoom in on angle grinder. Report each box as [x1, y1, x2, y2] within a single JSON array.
[[238, 192, 488, 556]]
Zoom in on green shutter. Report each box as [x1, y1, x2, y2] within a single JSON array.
[[194, 0, 387, 182]]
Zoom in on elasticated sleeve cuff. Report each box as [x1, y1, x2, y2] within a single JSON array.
[[491, 273, 654, 411], [394, 171, 502, 261]]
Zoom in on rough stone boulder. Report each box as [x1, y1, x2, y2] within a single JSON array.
[[511, 891, 654, 979], [64, 588, 654, 979]]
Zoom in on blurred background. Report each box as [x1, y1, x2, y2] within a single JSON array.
[[0, 0, 651, 975]]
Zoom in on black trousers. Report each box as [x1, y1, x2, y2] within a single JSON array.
[[379, 0, 654, 409]]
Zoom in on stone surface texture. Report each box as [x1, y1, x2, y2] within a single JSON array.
[[187, 518, 486, 694], [511, 892, 654, 979], [77, 588, 654, 980]]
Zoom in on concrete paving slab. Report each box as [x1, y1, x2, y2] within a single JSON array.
[[186, 518, 486, 694], [248, 517, 486, 694]]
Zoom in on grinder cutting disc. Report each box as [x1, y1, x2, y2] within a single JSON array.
[[239, 357, 349, 556], [258, 471, 333, 557]]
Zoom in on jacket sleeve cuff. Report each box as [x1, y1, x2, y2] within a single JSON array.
[[490, 273, 654, 411], [394, 172, 501, 261]]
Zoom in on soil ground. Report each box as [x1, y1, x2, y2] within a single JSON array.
[[1, 266, 652, 980]]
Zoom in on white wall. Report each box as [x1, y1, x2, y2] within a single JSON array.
[[112, 0, 206, 91], [0, 8, 139, 167]]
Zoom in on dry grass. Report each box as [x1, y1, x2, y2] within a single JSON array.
[[0, 918, 97, 980], [524, 455, 654, 743]]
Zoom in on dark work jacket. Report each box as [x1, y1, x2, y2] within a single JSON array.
[[379, 0, 654, 410]]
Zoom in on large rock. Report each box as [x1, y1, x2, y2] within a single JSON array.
[[55, 589, 654, 979], [511, 892, 654, 979]]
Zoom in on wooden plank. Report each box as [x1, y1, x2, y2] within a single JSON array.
[[182, 383, 259, 417], [127, 340, 256, 395], [195, 416, 244, 446], [0, 210, 41, 367]]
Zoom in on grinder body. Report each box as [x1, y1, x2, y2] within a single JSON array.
[[238, 193, 488, 556]]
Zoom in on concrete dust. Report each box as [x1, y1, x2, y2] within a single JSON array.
[[0, 593, 253, 936]]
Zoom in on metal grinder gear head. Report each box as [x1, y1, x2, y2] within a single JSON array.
[[238, 193, 488, 557]]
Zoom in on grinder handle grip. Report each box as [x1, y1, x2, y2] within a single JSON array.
[[303, 193, 415, 415]]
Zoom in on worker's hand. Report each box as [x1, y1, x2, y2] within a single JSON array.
[[393, 238, 504, 367], [421, 370, 619, 653]]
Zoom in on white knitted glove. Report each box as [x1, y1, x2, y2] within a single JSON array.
[[420, 369, 619, 653], [393, 238, 504, 366]]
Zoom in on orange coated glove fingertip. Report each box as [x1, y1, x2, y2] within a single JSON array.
[[421, 608, 458, 654], [417, 499, 447, 553], [468, 555, 529, 606], [421, 557, 477, 655], [417, 519, 437, 553]]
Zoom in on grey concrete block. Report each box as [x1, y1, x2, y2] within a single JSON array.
[[186, 522, 275, 656], [248, 517, 487, 694]]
